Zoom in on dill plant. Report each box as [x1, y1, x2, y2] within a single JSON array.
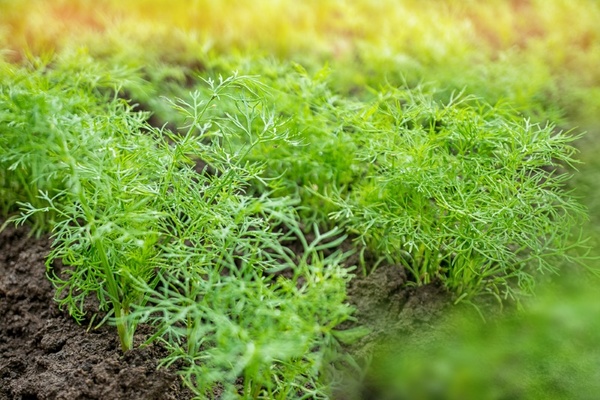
[[9, 81, 167, 350], [176, 61, 587, 302], [330, 85, 587, 301], [0, 54, 140, 235], [129, 225, 353, 399], [9, 71, 288, 351], [124, 75, 356, 398], [198, 61, 365, 226], [3, 58, 355, 398]]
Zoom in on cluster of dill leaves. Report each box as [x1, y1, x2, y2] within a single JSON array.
[[0, 53, 588, 398]]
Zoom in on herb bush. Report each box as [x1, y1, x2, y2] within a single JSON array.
[[1, 55, 165, 349], [0, 53, 140, 234], [190, 62, 366, 226], [130, 225, 353, 399], [2, 58, 354, 398], [203, 67, 587, 302], [0, 49, 589, 396], [330, 86, 587, 301]]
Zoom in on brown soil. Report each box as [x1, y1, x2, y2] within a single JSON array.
[[0, 223, 450, 400], [0, 223, 194, 400], [333, 262, 453, 399]]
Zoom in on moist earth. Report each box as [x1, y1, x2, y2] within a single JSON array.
[[0, 223, 449, 400]]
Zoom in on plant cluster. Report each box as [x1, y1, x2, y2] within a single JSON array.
[[331, 86, 586, 301], [0, 52, 139, 233], [1, 58, 355, 398], [201, 65, 587, 302], [1, 49, 590, 397]]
